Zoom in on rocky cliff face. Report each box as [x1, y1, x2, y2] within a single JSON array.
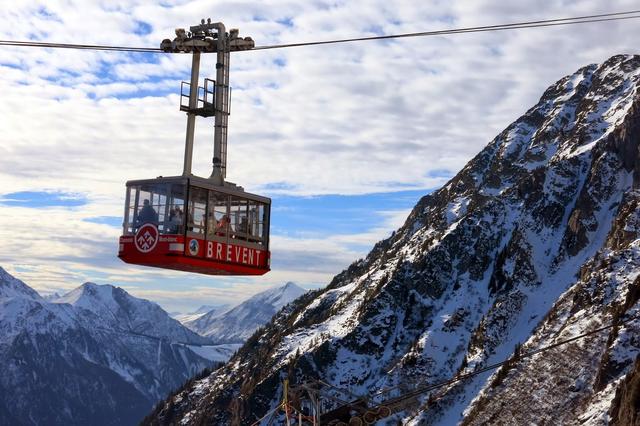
[[0, 269, 212, 426], [145, 54, 640, 425]]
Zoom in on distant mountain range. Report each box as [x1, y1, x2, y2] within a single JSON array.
[[173, 304, 228, 324], [0, 267, 211, 426], [180, 282, 307, 344], [0, 266, 310, 426], [53, 282, 212, 345]]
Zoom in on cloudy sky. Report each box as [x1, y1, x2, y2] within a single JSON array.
[[0, 0, 638, 312]]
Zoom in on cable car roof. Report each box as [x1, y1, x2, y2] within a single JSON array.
[[125, 175, 271, 204]]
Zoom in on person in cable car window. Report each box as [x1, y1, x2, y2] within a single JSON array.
[[206, 211, 217, 238], [168, 208, 183, 233], [136, 199, 158, 228], [186, 209, 195, 232], [237, 217, 248, 235], [167, 208, 176, 232], [215, 214, 230, 236], [175, 208, 184, 232]]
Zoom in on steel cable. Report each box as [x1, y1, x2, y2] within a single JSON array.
[[0, 10, 639, 54]]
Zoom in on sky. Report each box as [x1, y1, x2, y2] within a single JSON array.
[[1, 0, 639, 312]]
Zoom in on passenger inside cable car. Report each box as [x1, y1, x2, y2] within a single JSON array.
[[135, 199, 158, 229]]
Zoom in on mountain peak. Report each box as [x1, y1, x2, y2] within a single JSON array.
[[56, 282, 211, 345], [283, 281, 302, 290], [80, 281, 113, 294], [184, 281, 307, 344], [56, 282, 117, 310], [468, 54, 640, 200], [194, 304, 217, 314], [259, 282, 307, 311], [0, 267, 42, 300]]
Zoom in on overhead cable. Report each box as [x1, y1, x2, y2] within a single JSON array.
[[251, 10, 640, 51], [0, 10, 639, 53], [0, 40, 160, 53]]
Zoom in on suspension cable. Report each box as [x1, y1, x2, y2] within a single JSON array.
[[0, 40, 160, 53], [251, 10, 640, 51], [0, 10, 639, 54]]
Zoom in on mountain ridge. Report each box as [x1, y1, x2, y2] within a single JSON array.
[[0, 269, 213, 426], [141, 54, 640, 425], [54, 282, 211, 345], [0, 267, 42, 300], [183, 281, 307, 344]]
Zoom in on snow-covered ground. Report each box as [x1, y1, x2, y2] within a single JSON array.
[[186, 344, 243, 363]]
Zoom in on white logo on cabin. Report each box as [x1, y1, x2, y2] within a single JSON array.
[[135, 224, 159, 253]]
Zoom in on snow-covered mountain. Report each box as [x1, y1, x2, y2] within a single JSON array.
[[145, 54, 640, 425], [183, 282, 307, 344], [0, 268, 212, 426], [173, 304, 228, 324], [54, 282, 211, 345], [43, 291, 61, 301], [0, 267, 41, 299]]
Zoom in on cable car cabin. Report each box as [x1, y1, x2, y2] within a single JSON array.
[[119, 23, 267, 276], [118, 176, 270, 276]]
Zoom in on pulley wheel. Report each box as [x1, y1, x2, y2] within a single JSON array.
[[363, 411, 377, 423], [377, 406, 392, 418]]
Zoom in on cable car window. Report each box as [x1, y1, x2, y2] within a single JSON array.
[[154, 186, 169, 232], [207, 191, 229, 239], [124, 183, 171, 234], [125, 186, 139, 235], [260, 204, 268, 242], [260, 203, 268, 245], [140, 185, 167, 231], [229, 196, 248, 241], [249, 202, 267, 245], [188, 186, 207, 235], [260, 203, 267, 242], [167, 184, 186, 234]]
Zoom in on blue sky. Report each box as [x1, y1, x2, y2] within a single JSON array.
[[0, 191, 88, 208], [0, 0, 638, 312], [270, 191, 428, 237]]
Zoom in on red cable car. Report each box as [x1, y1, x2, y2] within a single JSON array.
[[118, 21, 270, 276]]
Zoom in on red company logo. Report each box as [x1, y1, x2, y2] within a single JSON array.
[[135, 224, 159, 253]]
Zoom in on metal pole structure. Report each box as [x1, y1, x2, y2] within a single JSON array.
[[182, 51, 201, 176], [210, 22, 228, 185], [314, 390, 320, 426], [284, 379, 292, 426], [162, 20, 253, 181]]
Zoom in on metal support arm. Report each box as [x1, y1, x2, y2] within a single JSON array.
[[162, 20, 254, 184]]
